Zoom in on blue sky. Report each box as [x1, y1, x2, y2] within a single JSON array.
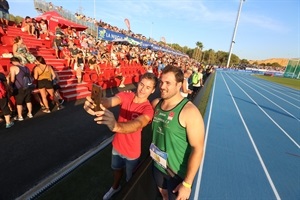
[[9, 0, 299, 61]]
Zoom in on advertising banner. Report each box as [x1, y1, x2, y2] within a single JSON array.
[[97, 27, 185, 56]]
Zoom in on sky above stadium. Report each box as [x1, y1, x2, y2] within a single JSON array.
[[9, 0, 299, 61]]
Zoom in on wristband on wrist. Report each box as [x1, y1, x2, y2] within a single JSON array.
[[182, 181, 192, 188]]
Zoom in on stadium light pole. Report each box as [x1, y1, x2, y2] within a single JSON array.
[[226, 0, 245, 68]]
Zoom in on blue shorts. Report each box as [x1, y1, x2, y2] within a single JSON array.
[[152, 164, 183, 200], [111, 148, 140, 181]]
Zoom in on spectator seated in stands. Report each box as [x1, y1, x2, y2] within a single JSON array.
[[71, 28, 79, 39], [61, 46, 74, 69], [64, 26, 73, 38], [98, 48, 110, 66], [117, 46, 129, 65], [69, 44, 79, 63], [115, 64, 125, 88], [38, 19, 50, 40], [74, 51, 85, 83], [31, 18, 41, 39], [53, 33, 64, 59], [88, 55, 101, 75], [12, 36, 36, 65], [128, 48, 140, 65], [55, 23, 64, 36], [21, 16, 34, 35], [80, 37, 88, 50], [110, 48, 119, 68], [86, 35, 95, 48]]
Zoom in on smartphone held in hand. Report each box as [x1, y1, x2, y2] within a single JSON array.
[[91, 84, 103, 111]]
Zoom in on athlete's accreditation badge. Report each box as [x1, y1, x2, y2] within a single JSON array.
[[150, 143, 168, 169]]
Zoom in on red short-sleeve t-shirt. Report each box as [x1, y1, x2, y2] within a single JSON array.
[[112, 92, 154, 159]]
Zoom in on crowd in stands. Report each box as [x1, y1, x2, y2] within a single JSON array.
[[35, 0, 173, 49], [0, 1, 214, 129]]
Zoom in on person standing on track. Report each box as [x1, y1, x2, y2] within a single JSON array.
[[150, 65, 205, 200], [83, 72, 158, 200]]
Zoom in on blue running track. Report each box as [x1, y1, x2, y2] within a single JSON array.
[[191, 69, 300, 200]]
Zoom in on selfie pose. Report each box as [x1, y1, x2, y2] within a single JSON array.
[[84, 72, 158, 200]]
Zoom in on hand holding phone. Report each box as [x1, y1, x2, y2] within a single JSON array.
[[91, 84, 103, 111]]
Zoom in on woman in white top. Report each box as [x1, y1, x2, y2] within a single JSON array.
[[39, 19, 50, 40]]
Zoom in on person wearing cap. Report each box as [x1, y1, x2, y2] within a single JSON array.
[[9, 57, 33, 121], [53, 34, 63, 59]]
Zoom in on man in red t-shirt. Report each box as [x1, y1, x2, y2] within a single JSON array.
[[84, 72, 158, 200]]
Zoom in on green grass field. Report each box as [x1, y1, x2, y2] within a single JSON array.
[[254, 75, 300, 90]]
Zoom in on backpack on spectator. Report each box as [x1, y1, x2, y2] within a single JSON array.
[[17, 66, 35, 90], [0, 79, 7, 98], [192, 72, 199, 84]]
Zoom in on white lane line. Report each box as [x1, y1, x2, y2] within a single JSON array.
[[249, 75, 300, 101], [231, 75, 300, 122], [226, 73, 300, 149], [221, 73, 281, 200], [236, 74, 300, 110], [193, 71, 217, 199]]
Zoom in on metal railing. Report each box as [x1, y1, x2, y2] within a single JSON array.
[[33, 0, 98, 37]]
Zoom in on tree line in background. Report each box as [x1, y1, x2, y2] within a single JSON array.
[[167, 41, 285, 68], [7, 14, 284, 68]]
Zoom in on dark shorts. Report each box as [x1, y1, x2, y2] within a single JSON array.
[[152, 164, 183, 200], [37, 79, 53, 89], [14, 88, 32, 105], [193, 86, 201, 93], [0, 97, 10, 115]]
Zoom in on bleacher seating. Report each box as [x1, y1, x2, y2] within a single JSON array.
[[0, 23, 147, 103]]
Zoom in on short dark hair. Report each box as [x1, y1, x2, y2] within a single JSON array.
[[161, 65, 184, 83], [140, 72, 158, 88]]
